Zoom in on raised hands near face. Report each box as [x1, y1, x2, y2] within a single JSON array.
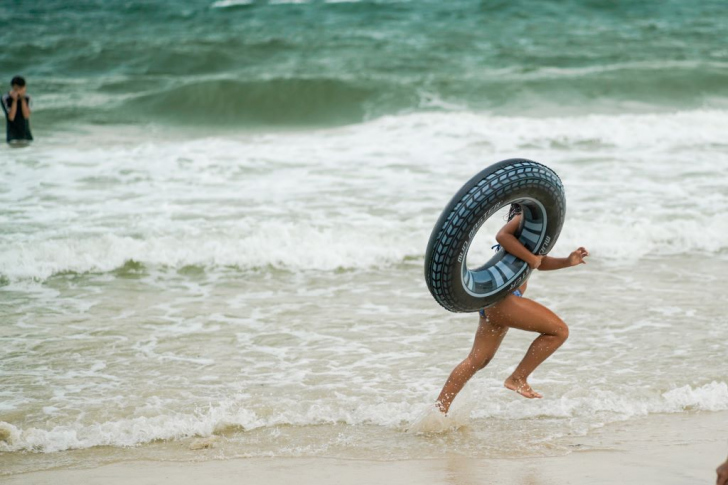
[[10, 86, 27, 100], [568, 247, 589, 266]]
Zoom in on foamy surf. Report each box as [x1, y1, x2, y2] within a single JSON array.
[[2, 109, 727, 282], [407, 399, 476, 434], [1, 383, 725, 454]]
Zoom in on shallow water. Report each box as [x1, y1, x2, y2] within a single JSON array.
[[2, 111, 727, 474]]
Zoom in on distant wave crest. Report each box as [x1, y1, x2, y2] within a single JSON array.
[[120, 78, 413, 126], [34, 62, 728, 128]]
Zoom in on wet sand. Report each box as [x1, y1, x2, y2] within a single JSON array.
[[5, 411, 726, 485]]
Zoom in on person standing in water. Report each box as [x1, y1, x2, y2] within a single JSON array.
[[2, 76, 33, 144], [436, 203, 589, 413]]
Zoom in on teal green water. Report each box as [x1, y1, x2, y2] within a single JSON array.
[[3, 0, 728, 128]]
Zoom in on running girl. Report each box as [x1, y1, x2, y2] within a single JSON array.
[[436, 203, 589, 413]]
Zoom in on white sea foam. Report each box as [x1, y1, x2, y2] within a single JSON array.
[[0, 382, 724, 453], [0, 224, 419, 280], [2, 108, 727, 281], [210, 0, 254, 8], [0, 111, 728, 280], [1, 212, 723, 281]]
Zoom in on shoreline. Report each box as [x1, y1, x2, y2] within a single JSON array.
[[5, 411, 727, 485]]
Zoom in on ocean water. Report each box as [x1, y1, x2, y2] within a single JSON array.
[[1, 0, 728, 476]]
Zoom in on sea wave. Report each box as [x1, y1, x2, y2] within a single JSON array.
[[1, 382, 725, 453], [211, 0, 254, 8], [11, 0, 728, 128], [0, 225, 420, 281], [2, 108, 728, 281], [121, 78, 412, 126], [30, 62, 728, 128], [0, 211, 726, 282]]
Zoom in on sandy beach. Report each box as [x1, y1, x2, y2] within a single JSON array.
[[6, 411, 726, 485]]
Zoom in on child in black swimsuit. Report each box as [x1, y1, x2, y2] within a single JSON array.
[[2, 76, 33, 144]]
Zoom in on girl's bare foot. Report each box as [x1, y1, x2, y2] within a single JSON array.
[[504, 376, 543, 399]]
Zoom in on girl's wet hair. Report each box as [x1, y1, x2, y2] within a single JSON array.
[[506, 203, 522, 221], [491, 203, 523, 253]]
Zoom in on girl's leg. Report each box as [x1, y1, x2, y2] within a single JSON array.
[[486, 295, 569, 399], [435, 316, 508, 414]]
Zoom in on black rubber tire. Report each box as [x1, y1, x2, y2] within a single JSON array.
[[424, 159, 566, 313]]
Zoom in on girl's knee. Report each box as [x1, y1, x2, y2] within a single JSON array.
[[543, 315, 569, 341], [555, 322, 569, 342], [477, 356, 492, 370], [467, 354, 491, 371]]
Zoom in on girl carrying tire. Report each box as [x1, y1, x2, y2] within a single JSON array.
[[435, 204, 589, 412]]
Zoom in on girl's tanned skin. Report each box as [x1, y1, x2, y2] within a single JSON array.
[[436, 205, 588, 413]]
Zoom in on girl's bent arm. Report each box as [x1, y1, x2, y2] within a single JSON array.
[[496, 216, 589, 271], [495, 215, 540, 268]]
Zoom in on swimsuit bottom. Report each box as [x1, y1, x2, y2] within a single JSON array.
[[479, 289, 523, 318]]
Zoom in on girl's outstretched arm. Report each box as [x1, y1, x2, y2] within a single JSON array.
[[538, 247, 589, 271], [496, 215, 589, 270]]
